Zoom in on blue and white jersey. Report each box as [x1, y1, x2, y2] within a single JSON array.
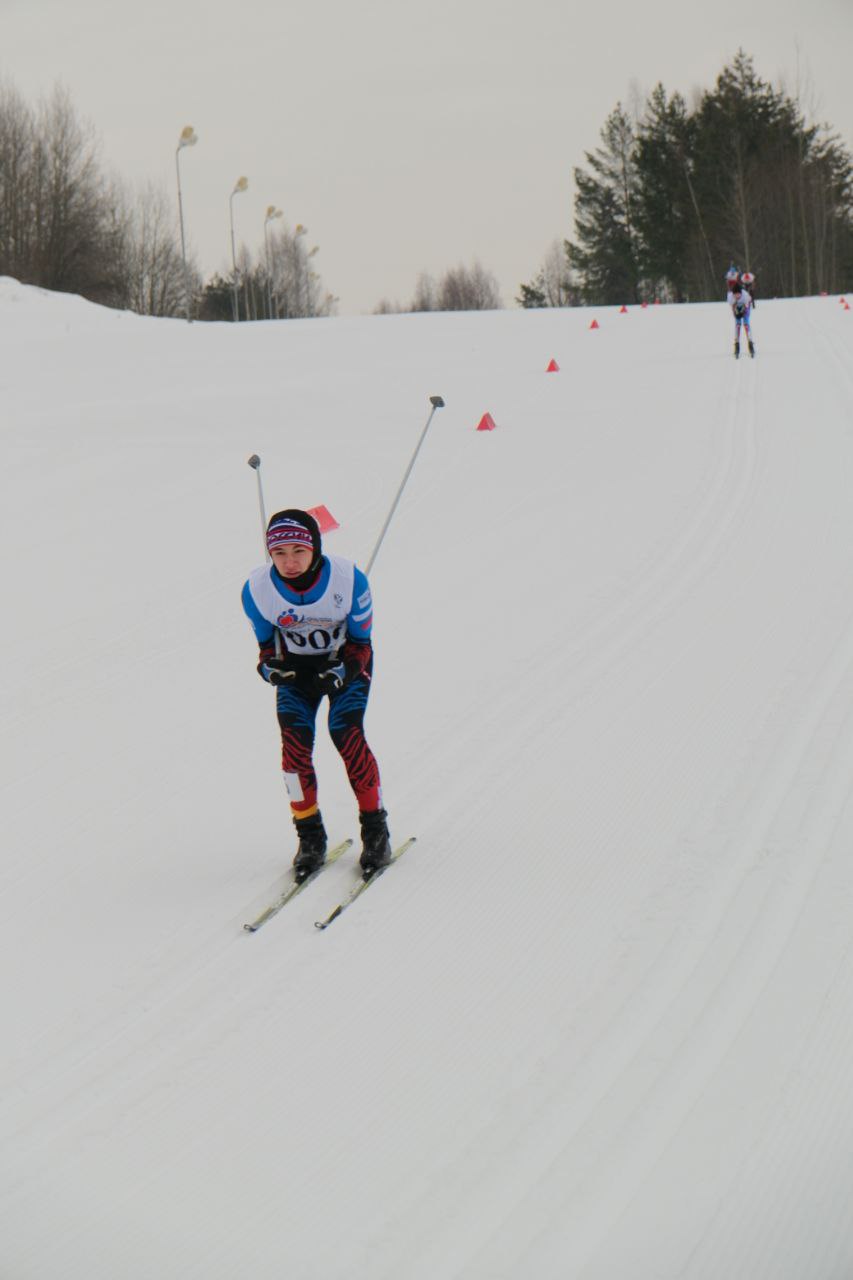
[[242, 554, 373, 658], [726, 288, 752, 311]]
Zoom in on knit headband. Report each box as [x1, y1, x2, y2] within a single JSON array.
[[266, 517, 314, 552]]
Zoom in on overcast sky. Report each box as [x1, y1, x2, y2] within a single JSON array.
[[3, 0, 851, 314]]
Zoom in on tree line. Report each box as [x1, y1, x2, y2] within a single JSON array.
[[3, 57, 851, 318], [521, 51, 853, 307], [0, 78, 506, 317], [0, 81, 333, 320]]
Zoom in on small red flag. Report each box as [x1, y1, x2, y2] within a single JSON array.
[[307, 504, 339, 533]]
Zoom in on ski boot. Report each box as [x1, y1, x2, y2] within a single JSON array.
[[748, 339, 755, 358], [734, 339, 740, 359], [292, 812, 328, 882], [359, 808, 392, 879]]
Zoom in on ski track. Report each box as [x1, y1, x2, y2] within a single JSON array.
[[3, 289, 853, 1278]]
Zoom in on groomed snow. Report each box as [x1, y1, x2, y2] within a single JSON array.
[[3, 277, 853, 1278]]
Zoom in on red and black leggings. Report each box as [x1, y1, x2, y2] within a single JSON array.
[[276, 668, 382, 818]]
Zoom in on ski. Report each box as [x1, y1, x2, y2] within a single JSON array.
[[314, 837, 417, 931], [243, 838, 353, 933]]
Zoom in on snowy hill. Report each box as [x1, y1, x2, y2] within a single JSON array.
[[3, 277, 853, 1279]]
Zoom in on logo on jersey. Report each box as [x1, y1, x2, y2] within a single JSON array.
[[334, 592, 344, 607], [277, 608, 303, 629]]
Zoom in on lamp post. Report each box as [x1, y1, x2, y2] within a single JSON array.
[[264, 205, 283, 319], [175, 125, 198, 322], [229, 176, 248, 322]]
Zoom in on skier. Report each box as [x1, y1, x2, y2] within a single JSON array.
[[727, 280, 755, 358], [242, 508, 393, 881], [740, 270, 757, 307], [725, 264, 740, 295]]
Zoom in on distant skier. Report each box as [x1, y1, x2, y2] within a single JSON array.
[[242, 509, 393, 880], [740, 270, 757, 307], [727, 280, 755, 358], [725, 264, 740, 296]]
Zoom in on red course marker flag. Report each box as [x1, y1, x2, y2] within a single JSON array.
[[589, 319, 600, 330], [307, 504, 340, 533], [619, 305, 628, 314], [476, 413, 497, 432], [546, 358, 559, 372]]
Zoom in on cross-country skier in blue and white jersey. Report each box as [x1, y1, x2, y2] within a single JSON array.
[[242, 508, 392, 881], [726, 279, 755, 359]]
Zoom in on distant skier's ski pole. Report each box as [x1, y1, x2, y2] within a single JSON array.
[[366, 396, 445, 574]]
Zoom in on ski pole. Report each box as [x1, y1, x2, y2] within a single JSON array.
[[247, 453, 282, 655], [247, 454, 270, 562], [366, 395, 445, 575]]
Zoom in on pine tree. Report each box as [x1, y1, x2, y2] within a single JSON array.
[[566, 105, 640, 304], [633, 85, 705, 301], [559, 53, 853, 306]]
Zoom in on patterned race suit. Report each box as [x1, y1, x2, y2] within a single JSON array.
[[242, 554, 382, 817]]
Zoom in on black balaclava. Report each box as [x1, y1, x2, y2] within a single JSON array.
[[266, 508, 323, 592]]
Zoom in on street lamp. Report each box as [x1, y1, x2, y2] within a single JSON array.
[[264, 205, 283, 319], [229, 176, 248, 322], [175, 125, 198, 322]]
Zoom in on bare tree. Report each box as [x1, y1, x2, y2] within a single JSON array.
[[267, 222, 336, 318], [410, 271, 438, 312], [32, 87, 113, 296], [380, 261, 503, 314], [0, 81, 36, 281], [118, 180, 191, 316], [0, 81, 124, 304], [437, 261, 501, 310], [519, 239, 579, 307]]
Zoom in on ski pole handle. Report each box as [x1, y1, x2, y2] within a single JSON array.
[[247, 454, 269, 562]]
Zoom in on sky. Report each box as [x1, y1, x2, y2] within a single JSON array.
[[2, 0, 851, 314]]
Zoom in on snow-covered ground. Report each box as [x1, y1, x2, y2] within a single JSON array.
[[3, 277, 853, 1278]]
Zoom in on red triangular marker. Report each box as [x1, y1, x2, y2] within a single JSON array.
[[619, 305, 628, 314], [840, 298, 847, 305], [307, 504, 339, 533], [546, 358, 559, 372], [476, 412, 497, 431], [844, 302, 851, 311], [641, 301, 648, 309], [654, 298, 661, 305], [589, 319, 599, 330]]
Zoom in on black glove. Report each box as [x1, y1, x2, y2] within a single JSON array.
[[314, 656, 349, 695], [258, 656, 297, 687]]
